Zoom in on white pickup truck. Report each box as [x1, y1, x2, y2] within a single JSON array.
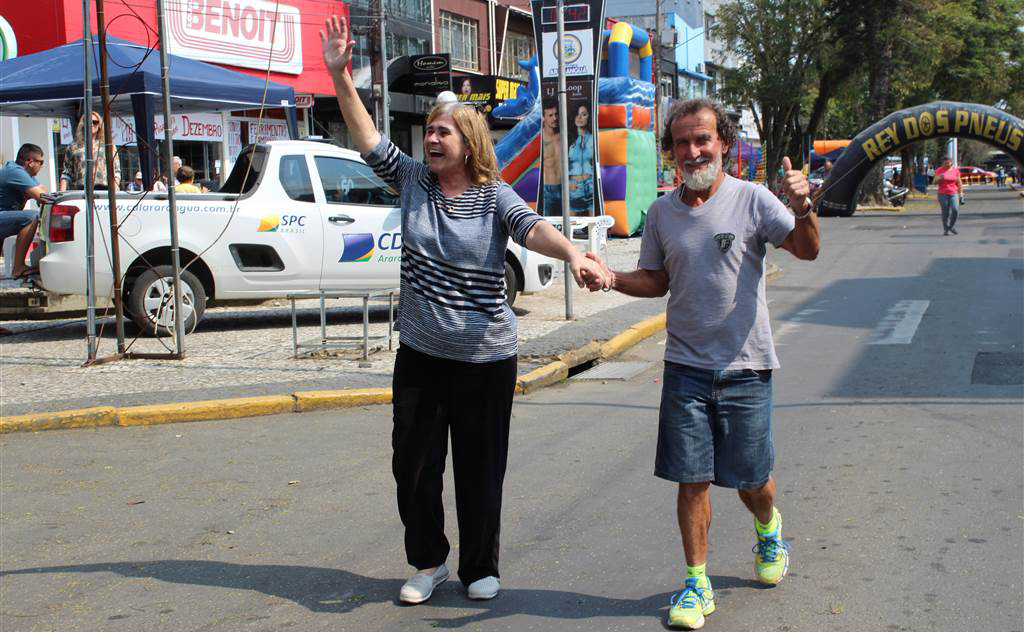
[[38, 140, 556, 335]]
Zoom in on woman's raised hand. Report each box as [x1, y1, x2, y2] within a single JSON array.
[[321, 16, 355, 78]]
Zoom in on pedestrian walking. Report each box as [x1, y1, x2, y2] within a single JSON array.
[[934, 158, 963, 235], [321, 15, 609, 605], [586, 98, 819, 630]]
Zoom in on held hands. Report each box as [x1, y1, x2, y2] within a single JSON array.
[[781, 156, 810, 212], [320, 16, 355, 78], [582, 252, 613, 292], [569, 252, 612, 291]]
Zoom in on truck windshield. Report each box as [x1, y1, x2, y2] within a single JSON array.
[[220, 145, 268, 195]]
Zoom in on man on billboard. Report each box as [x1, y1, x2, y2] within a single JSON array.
[[541, 98, 563, 215]]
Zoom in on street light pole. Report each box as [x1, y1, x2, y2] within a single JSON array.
[[556, 0, 573, 320]]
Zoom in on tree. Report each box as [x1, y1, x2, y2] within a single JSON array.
[[714, 0, 829, 191]]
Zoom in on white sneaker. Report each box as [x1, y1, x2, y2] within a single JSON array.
[[399, 563, 449, 604], [467, 575, 500, 600]]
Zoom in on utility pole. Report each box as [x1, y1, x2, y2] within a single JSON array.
[[556, 0, 573, 320], [380, 11, 391, 139], [156, 0, 186, 355], [370, 0, 391, 138], [82, 0, 97, 362], [95, 0, 127, 355], [654, 0, 662, 183]]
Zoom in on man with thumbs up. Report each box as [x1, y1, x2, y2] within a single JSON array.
[[587, 98, 819, 629]]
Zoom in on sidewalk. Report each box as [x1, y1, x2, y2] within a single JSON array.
[[0, 239, 661, 418], [0, 235, 785, 429]]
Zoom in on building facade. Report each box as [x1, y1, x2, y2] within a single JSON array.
[[1, 0, 344, 188], [1, 0, 543, 186]]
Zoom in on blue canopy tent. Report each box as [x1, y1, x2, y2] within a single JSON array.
[[0, 36, 298, 188]]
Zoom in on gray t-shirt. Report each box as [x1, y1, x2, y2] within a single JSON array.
[[638, 175, 795, 370], [363, 136, 542, 363]]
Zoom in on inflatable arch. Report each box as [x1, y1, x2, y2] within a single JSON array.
[[818, 101, 1024, 217]]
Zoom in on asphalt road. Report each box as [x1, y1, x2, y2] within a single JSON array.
[[1, 187, 1021, 631]]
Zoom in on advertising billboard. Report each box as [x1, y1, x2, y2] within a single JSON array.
[[531, 0, 605, 216]]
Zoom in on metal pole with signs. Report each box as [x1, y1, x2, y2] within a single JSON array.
[[532, 0, 605, 319], [532, 0, 605, 218], [556, 0, 573, 319]]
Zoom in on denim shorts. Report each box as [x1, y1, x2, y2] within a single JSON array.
[[543, 184, 562, 216], [0, 209, 39, 241], [655, 361, 774, 490]]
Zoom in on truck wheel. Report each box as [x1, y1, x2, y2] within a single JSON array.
[[504, 261, 519, 307], [127, 265, 207, 337]]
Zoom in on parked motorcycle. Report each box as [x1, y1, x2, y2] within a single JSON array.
[[884, 179, 908, 206]]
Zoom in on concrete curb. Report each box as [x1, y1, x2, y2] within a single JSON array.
[[1, 406, 118, 433], [1, 265, 784, 433], [858, 205, 905, 213], [293, 388, 392, 412], [117, 396, 296, 427]]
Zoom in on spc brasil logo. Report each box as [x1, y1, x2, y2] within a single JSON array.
[[339, 232, 402, 263], [257, 213, 307, 234]]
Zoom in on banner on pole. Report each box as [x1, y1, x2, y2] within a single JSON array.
[[530, 0, 605, 217]]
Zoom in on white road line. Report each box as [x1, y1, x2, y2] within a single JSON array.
[[773, 308, 825, 342], [867, 300, 930, 345]]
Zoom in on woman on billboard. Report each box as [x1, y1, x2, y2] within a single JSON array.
[[567, 103, 595, 213]]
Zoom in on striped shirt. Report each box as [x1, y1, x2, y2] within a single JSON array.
[[363, 136, 542, 363]]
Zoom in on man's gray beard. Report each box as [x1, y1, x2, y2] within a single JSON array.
[[682, 158, 720, 191]]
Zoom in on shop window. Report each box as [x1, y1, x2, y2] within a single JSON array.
[[500, 32, 534, 80], [279, 155, 315, 203], [441, 11, 479, 71], [315, 156, 399, 207]]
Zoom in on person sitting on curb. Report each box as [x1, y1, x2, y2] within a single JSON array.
[[0, 143, 47, 280], [174, 166, 202, 193]]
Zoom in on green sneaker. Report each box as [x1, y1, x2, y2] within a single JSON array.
[[754, 507, 790, 585], [668, 576, 715, 629]]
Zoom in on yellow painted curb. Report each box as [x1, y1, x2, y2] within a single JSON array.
[[293, 388, 392, 412], [556, 341, 602, 368], [0, 406, 117, 433], [117, 396, 295, 426], [858, 206, 904, 212], [517, 361, 569, 395], [630, 313, 667, 339], [600, 313, 667, 359]]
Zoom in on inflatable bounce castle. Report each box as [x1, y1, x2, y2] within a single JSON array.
[[492, 21, 657, 237]]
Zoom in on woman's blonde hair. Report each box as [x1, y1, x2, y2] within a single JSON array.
[[426, 103, 501, 185], [74, 112, 104, 145]]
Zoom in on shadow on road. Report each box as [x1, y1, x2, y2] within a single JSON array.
[[0, 560, 763, 627]]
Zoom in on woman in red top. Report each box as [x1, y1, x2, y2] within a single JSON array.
[[934, 158, 963, 235]]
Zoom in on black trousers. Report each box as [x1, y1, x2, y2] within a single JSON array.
[[391, 345, 517, 586]]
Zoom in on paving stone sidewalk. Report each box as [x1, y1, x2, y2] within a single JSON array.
[[1, 238, 672, 417]]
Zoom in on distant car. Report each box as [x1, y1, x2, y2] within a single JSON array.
[[957, 166, 996, 183]]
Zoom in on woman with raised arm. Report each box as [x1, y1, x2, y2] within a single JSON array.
[[321, 16, 609, 605]]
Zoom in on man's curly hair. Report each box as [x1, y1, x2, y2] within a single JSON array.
[[660, 98, 737, 166]]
